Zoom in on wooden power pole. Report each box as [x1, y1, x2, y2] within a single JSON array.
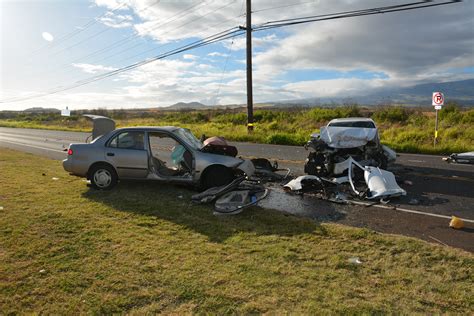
[[246, 0, 254, 132]]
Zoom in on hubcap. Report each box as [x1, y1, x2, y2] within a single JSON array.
[[94, 169, 112, 188]]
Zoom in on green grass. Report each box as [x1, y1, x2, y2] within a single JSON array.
[[0, 149, 473, 314], [1, 104, 473, 154]]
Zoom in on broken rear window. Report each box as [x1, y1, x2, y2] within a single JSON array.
[[328, 121, 376, 128]]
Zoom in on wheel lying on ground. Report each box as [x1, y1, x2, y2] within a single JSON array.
[[89, 164, 118, 190], [200, 165, 235, 190]]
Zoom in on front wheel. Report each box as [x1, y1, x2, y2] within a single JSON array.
[[200, 165, 235, 190], [89, 164, 118, 190]]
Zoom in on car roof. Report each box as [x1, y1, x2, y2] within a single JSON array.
[[113, 126, 180, 132], [328, 117, 375, 123]]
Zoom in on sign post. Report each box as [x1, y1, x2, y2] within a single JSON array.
[[432, 92, 444, 146]]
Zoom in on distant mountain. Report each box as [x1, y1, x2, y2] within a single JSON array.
[[365, 78, 474, 105], [23, 107, 60, 113], [272, 79, 474, 107], [164, 101, 208, 110]]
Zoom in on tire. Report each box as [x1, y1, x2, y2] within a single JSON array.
[[201, 165, 235, 190], [89, 164, 118, 190]]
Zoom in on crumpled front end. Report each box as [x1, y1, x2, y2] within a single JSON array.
[[304, 127, 396, 176]]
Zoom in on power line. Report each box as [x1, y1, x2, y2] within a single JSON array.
[[35, 1, 241, 88], [69, 0, 205, 64], [30, 1, 129, 55], [31, 1, 225, 80], [1, 28, 244, 103], [213, 0, 245, 105], [45, 0, 162, 59], [253, 1, 461, 31], [252, 1, 317, 14], [2, 0, 462, 103]]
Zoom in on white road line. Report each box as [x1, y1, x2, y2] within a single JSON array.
[[349, 200, 474, 223], [0, 139, 67, 154]]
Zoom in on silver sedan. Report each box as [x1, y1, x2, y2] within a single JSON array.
[[63, 126, 255, 190]]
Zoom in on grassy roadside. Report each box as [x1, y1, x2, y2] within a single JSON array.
[[0, 149, 473, 314], [1, 105, 473, 154]]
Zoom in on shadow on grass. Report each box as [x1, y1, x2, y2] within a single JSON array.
[[82, 180, 327, 243]]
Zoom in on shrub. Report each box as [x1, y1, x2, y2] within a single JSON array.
[[372, 106, 411, 123], [266, 133, 306, 145]]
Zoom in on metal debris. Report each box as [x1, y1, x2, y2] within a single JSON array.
[[443, 151, 474, 164], [214, 188, 269, 215]]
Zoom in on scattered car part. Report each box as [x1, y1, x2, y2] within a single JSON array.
[[348, 257, 362, 265], [283, 175, 324, 191], [214, 188, 269, 215], [251, 158, 290, 182], [304, 118, 396, 176], [443, 152, 474, 164], [285, 156, 406, 202], [192, 176, 245, 204], [347, 157, 406, 200]]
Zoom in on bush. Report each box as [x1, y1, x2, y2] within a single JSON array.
[[372, 107, 411, 123], [266, 133, 306, 146]]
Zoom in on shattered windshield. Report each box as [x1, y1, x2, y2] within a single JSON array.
[[174, 128, 203, 149], [328, 121, 376, 128]]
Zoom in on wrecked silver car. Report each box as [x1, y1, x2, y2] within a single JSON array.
[[304, 117, 396, 176], [63, 125, 255, 190]]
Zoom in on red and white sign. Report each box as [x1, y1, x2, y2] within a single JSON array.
[[432, 92, 444, 107]]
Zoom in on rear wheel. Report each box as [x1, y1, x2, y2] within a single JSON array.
[[89, 164, 118, 190], [201, 165, 235, 190]]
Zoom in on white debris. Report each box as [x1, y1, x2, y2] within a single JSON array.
[[283, 175, 322, 191], [364, 166, 406, 199], [52, 177, 59, 181], [348, 257, 362, 264]]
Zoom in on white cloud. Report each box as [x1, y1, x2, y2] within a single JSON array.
[[94, 0, 130, 10], [99, 11, 134, 28], [208, 52, 228, 57], [3, 0, 473, 110], [72, 63, 118, 74], [41, 32, 54, 42], [183, 54, 198, 60]]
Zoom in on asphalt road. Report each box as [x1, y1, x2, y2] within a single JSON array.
[[1, 127, 473, 251]]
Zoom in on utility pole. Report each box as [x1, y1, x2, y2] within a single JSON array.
[[246, 0, 254, 132]]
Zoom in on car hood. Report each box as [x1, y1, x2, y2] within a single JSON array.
[[320, 126, 378, 148]]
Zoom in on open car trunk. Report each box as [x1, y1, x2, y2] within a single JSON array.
[[83, 114, 116, 141]]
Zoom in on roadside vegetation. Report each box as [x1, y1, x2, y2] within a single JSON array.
[[1, 103, 473, 154], [1, 148, 473, 314]]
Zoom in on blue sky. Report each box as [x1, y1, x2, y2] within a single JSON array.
[[0, 0, 473, 110]]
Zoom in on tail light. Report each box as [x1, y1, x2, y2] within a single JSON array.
[[67, 148, 73, 155]]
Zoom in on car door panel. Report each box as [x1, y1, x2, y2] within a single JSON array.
[[105, 148, 149, 178]]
